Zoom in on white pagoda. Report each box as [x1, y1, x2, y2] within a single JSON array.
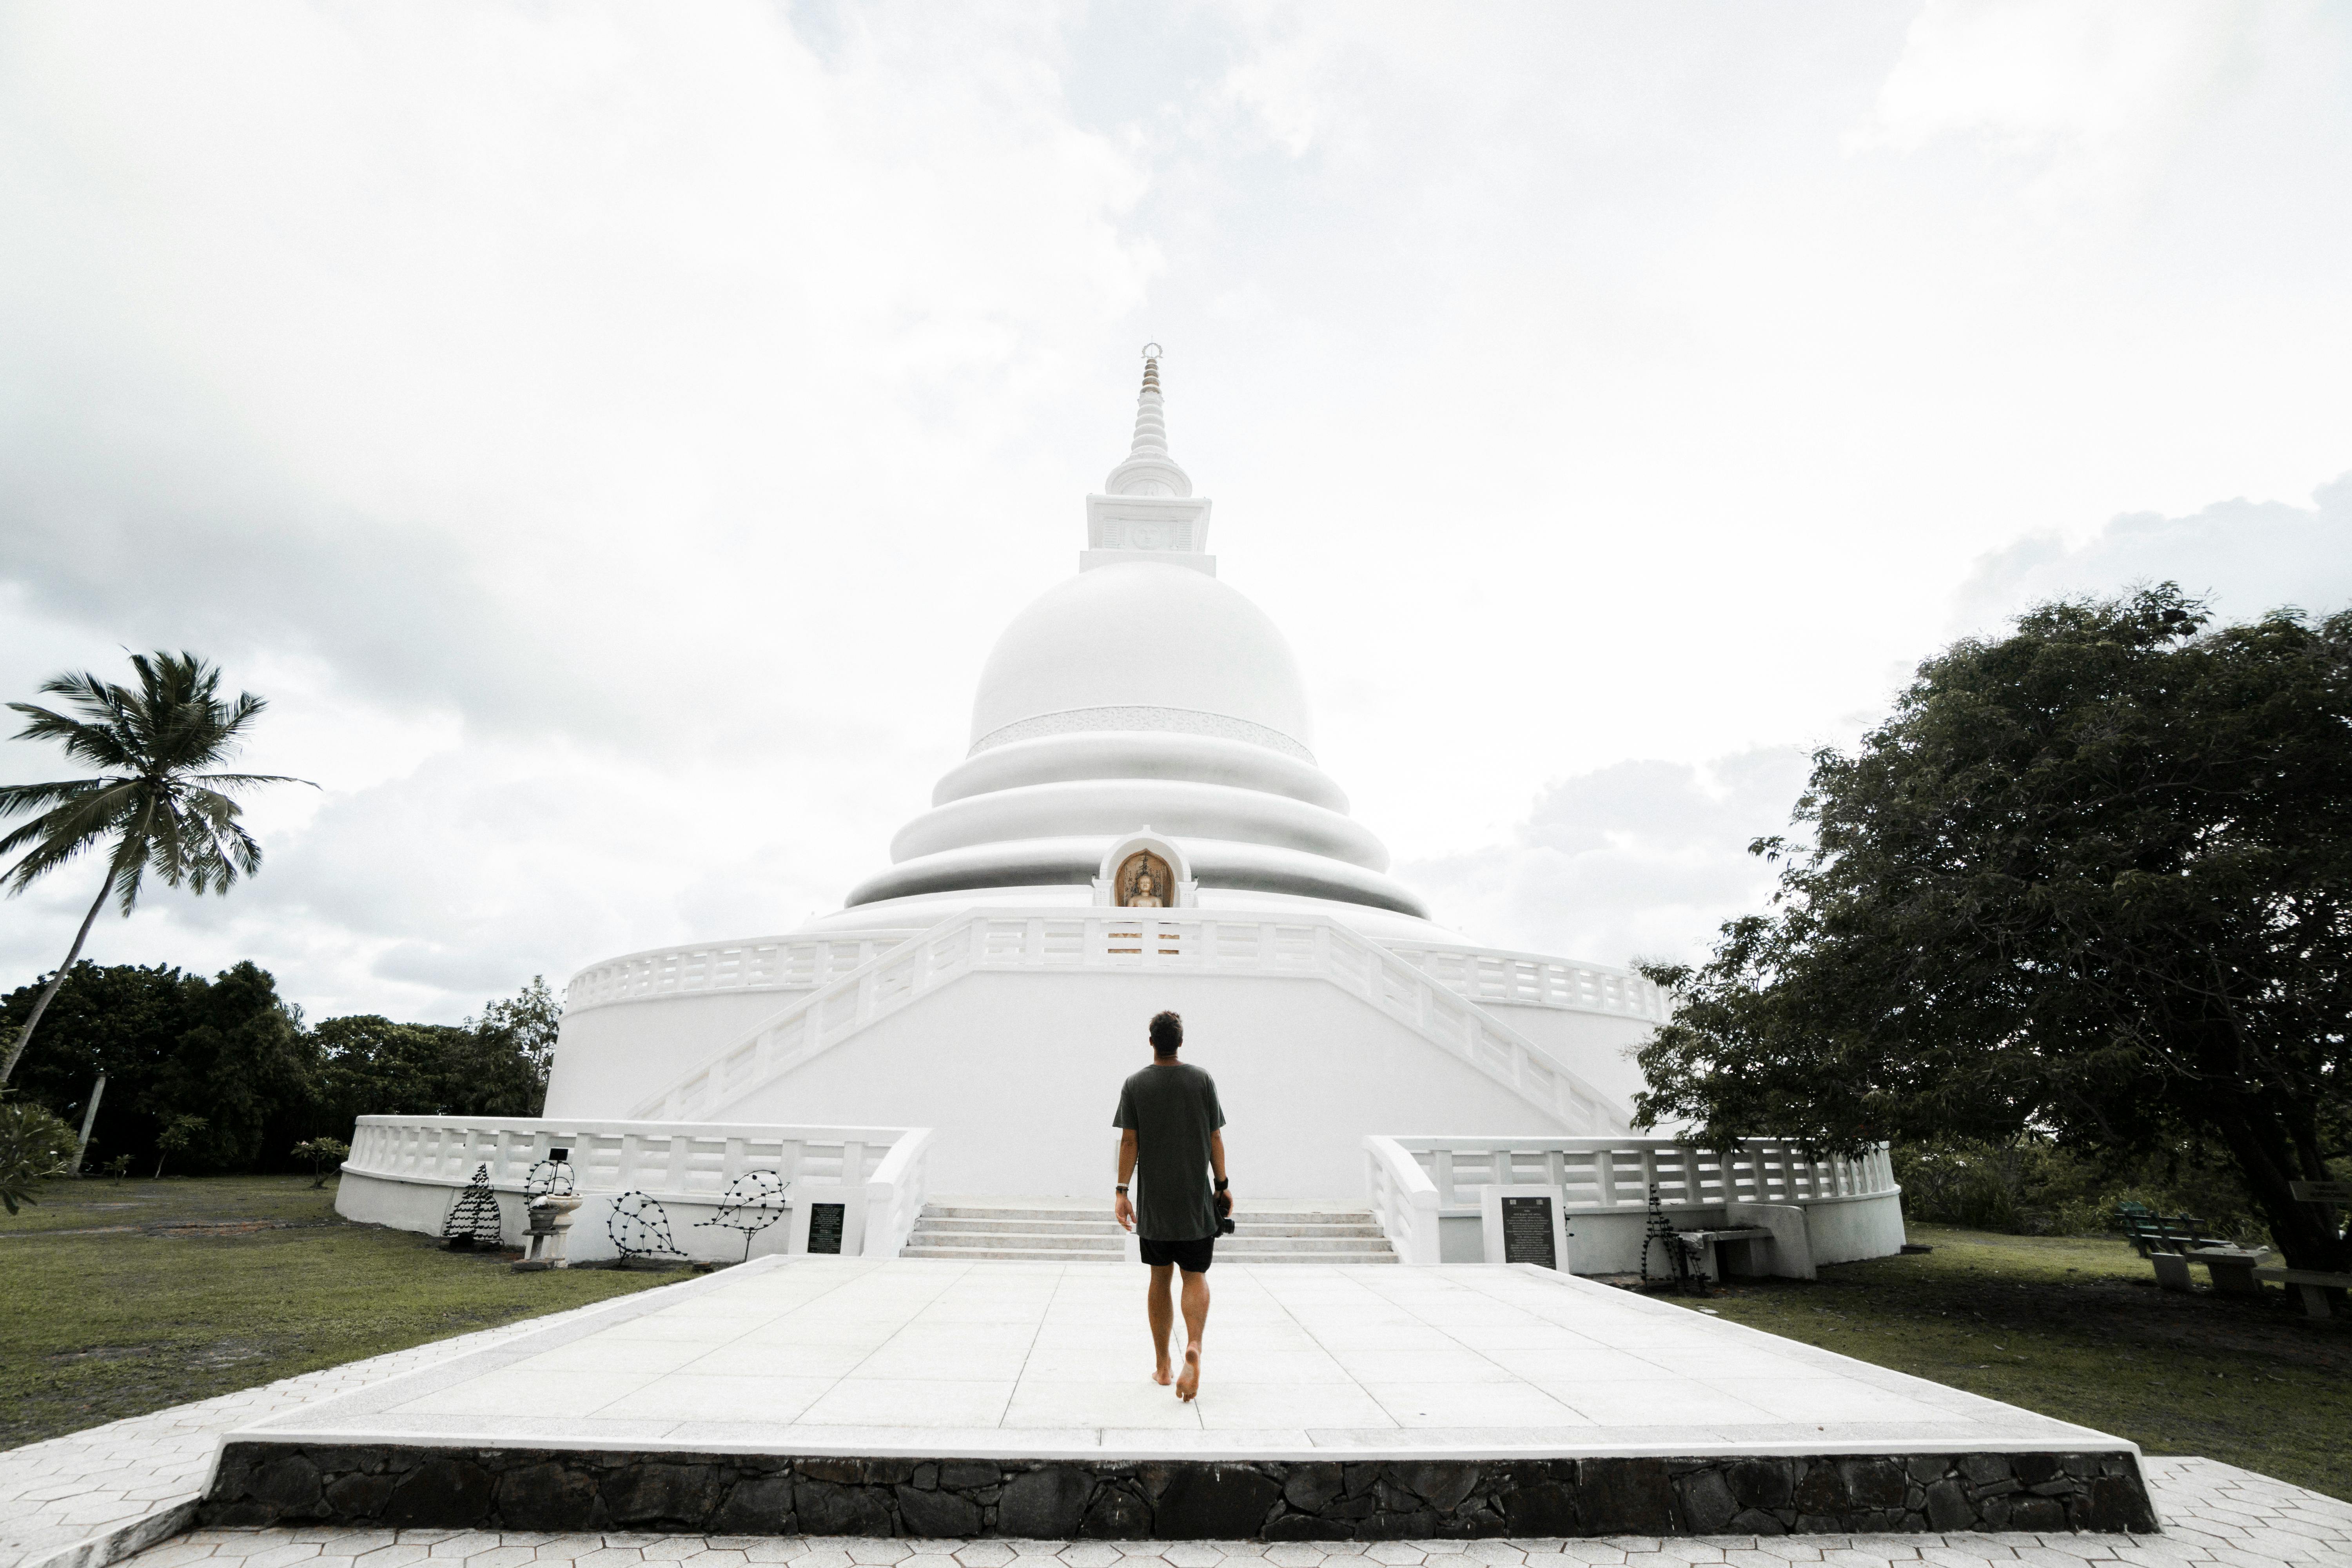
[[540, 354, 1670, 1200]]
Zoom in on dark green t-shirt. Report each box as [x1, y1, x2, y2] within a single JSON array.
[[1113, 1060, 1225, 1241]]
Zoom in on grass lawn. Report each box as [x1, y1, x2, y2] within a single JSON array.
[[0, 1173, 675, 1450], [1657, 1221, 2352, 1504]]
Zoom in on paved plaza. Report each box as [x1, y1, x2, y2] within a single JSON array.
[[226, 1258, 2111, 1457], [6, 1259, 2347, 1568]]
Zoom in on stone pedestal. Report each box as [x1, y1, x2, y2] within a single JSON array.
[[512, 1194, 583, 1272]]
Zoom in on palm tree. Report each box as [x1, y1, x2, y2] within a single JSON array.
[[0, 652, 311, 1085]]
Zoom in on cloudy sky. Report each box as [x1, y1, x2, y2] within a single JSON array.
[[3, 1, 2348, 1024]]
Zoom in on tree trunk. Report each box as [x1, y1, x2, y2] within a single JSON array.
[[0, 869, 114, 1087], [2209, 1093, 2350, 1273], [73, 1069, 107, 1175]]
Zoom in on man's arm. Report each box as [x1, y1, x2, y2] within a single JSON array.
[[1209, 1129, 1229, 1203], [1114, 1128, 1138, 1232]]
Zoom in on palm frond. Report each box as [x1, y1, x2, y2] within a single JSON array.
[[6, 699, 137, 773], [0, 785, 142, 893], [0, 777, 131, 817], [184, 771, 317, 794]]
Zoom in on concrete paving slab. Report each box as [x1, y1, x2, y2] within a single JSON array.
[[222, 1258, 2122, 1463]]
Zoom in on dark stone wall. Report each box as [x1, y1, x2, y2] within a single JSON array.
[[202, 1444, 2159, 1538]]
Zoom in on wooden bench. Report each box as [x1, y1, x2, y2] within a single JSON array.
[[2253, 1267, 2352, 1320], [2115, 1207, 2232, 1258]]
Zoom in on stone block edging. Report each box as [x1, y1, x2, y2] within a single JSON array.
[[201, 1444, 2159, 1539]]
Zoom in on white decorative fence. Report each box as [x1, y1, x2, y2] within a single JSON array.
[[627, 909, 1629, 1140], [565, 934, 920, 1012], [1365, 1134, 1902, 1270], [1384, 946, 1671, 1020], [339, 1116, 933, 1262], [572, 928, 1667, 1022]]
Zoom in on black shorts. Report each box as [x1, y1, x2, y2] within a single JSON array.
[[1139, 1235, 1215, 1273]]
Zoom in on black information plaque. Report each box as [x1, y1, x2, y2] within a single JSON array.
[[807, 1202, 846, 1255], [1501, 1195, 1557, 1268]]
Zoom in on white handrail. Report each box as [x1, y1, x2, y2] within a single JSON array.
[[1384, 944, 1671, 1020], [1384, 1134, 1897, 1214], [626, 909, 1632, 1138], [564, 932, 922, 1012], [861, 1126, 935, 1259], [1363, 1135, 1442, 1265]]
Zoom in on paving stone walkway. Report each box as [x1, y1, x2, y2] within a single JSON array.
[[105, 1460, 2352, 1567]]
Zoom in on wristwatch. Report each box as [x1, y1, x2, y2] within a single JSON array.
[[1214, 1178, 1229, 1192], [1115, 1184, 1129, 1194]]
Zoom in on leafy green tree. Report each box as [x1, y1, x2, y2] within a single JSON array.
[[145, 962, 318, 1171], [314, 1014, 470, 1124], [0, 652, 310, 1085], [467, 976, 559, 1116], [290, 1136, 349, 1188], [152, 1113, 207, 1178], [1637, 589, 2352, 1272], [313, 980, 555, 1129], [3, 959, 562, 1167], [0, 1096, 79, 1213], [0, 961, 318, 1175]]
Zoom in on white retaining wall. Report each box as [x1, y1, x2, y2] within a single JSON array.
[[336, 1116, 932, 1265], [1365, 1134, 1906, 1274]]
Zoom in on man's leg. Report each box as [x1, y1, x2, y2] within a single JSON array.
[[1146, 1263, 1176, 1385], [1174, 1266, 1210, 1401]]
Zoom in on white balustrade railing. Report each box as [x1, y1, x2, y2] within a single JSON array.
[[1383, 1134, 1895, 1215], [1364, 1136, 1443, 1265], [1385, 945, 1671, 1020], [570, 929, 1666, 1022], [564, 933, 920, 1012], [344, 1115, 928, 1238], [630, 909, 1630, 1138]]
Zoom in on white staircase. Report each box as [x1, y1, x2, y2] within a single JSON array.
[[901, 1201, 1399, 1263]]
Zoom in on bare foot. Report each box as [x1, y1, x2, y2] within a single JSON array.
[[1152, 1352, 1173, 1387], [1175, 1341, 1201, 1401]]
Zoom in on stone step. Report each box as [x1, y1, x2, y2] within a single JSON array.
[[907, 1229, 1123, 1252], [907, 1227, 1391, 1253], [906, 1202, 1396, 1265], [1214, 1236, 1396, 1254], [915, 1216, 1384, 1240], [898, 1243, 1397, 1265], [898, 1245, 1124, 1262], [924, 1205, 1382, 1227], [917, 1216, 1126, 1237]]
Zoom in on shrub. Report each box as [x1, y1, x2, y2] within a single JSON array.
[[0, 1096, 81, 1214]]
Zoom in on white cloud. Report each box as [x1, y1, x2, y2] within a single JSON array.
[[1857, 0, 2254, 204], [1953, 471, 2352, 633], [3, 2, 2350, 1023], [1404, 748, 1815, 971]]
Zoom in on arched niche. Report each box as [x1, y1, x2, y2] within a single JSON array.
[[1093, 829, 1198, 909]]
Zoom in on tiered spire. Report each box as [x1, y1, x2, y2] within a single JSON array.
[[1103, 345, 1192, 498]]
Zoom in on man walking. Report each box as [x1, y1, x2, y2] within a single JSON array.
[[1112, 1009, 1229, 1401]]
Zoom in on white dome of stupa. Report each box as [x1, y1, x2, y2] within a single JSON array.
[[840, 353, 1430, 920], [967, 560, 1314, 760]]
